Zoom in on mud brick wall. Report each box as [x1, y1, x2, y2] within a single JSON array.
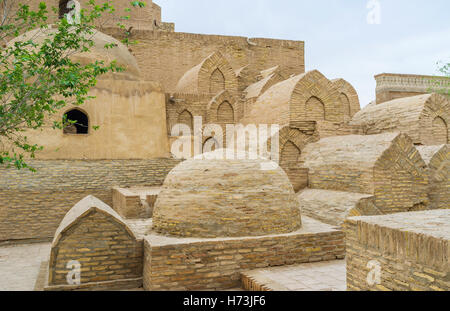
[[301, 133, 429, 214], [143, 229, 345, 291], [112, 188, 157, 219], [424, 145, 449, 210], [103, 28, 305, 94], [112, 188, 143, 219], [285, 167, 309, 192], [345, 211, 449, 291], [298, 189, 380, 227], [350, 93, 449, 146], [315, 121, 360, 139], [49, 210, 143, 286], [0, 159, 180, 242], [375, 73, 450, 104]]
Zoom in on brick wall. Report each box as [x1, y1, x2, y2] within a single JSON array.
[[103, 28, 305, 94], [284, 167, 309, 192], [375, 73, 450, 104], [302, 133, 429, 214], [49, 209, 143, 286], [143, 223, 345, 290], [298, 189, 380, 227], [0, 159, 180, 242], [345, 211, 449, 291], [350, 93, 449, 146], [426, 146, 449, 210], [112, 188, 143, 219]]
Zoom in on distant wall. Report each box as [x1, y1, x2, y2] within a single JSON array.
[[375, 73, 450, 104], [104, 28, 305, 94], [0, 159, 180, 242], [7, 0, 165, 31]]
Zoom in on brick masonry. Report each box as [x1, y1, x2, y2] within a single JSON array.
[[0, 159, 180, 242], [350, 94, 449, 146], [47, 196, 143, 289], [143, 216, 345, 291], [345, 210, 449, 291], [375, 73, 450, 104], [298, 189, 381, 227], [104, 28, 305, 95], [300, 133, 429, 214], [417, 145, 449, 210], [112, 187, 161, 219], [152, 153, 301, 238]]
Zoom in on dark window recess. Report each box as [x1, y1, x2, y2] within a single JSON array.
[[63, 109, 89, 134], [59, 0, 72, 19]]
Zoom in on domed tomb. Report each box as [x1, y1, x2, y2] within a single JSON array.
[[7, 26, 141, 80], [152, 150, 302, 238]]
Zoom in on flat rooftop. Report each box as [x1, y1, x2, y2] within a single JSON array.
[[348, 209, 450, 240]]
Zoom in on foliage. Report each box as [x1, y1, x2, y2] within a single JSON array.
[[430, 61, 450, 97], [0, 0, 145, 170]]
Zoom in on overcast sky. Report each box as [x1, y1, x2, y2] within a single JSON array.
[[155, 0, 450, 107]]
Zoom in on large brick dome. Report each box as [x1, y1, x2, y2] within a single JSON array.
[[7, 26, 141, 80], [152, 150, 302, 238]]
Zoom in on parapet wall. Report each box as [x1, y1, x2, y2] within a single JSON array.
[[10, 0, 168, 31], [375, 73, 450, 104], [0, 159, 180, 242], [345, 210, 449, 291]]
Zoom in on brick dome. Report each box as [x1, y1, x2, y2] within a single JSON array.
[[8, 27, 140, 80], [152, 150, 302, 238]]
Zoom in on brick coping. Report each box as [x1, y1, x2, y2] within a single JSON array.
[[144, 216, 342, 246]]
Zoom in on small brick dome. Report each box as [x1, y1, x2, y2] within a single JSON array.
[[152, 150, 301, 238]]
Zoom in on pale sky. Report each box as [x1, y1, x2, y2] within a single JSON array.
[[156, 0, 450, 107]]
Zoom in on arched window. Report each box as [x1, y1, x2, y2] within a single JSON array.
[[178, 109, 193, 131], [59, 0, 72, 19], [305, 96, 325, 121], [217, 101, 234, 123], [280, 141, 301, 170], [210, 68, 225, 94], [340, 93, 351, 118], [432, 116, 448, 144], [63, 109, 89, 134]]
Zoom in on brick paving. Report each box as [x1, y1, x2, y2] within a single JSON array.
[[0, 243, 346, 291], [0, 243, 51, 291], [243, 260, 347, 291]]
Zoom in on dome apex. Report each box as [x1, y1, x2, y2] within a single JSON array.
[[153, 150, 302, 238]]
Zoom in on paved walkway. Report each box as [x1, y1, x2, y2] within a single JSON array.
[[243, 260, 347, 291], [0, 243, 51, 291]]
